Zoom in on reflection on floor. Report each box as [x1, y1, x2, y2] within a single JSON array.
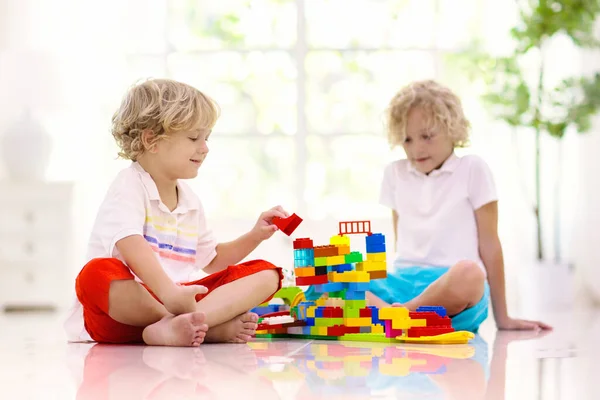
[[0, 309, 598, 399]]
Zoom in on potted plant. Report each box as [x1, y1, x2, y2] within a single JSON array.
[[455, 0, 600, 310]]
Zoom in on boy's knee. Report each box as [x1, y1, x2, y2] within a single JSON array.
[[256, 269, 281, 294], [448, 260, 485, 302]]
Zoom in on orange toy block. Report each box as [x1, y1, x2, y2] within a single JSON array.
[[295, 266, 316, 277]]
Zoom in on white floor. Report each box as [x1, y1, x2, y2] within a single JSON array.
[[0, 308, 598, 400]]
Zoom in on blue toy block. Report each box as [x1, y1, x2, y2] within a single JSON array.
[[344, 290, 366, 300], [416, 306, 447, 317], [294, 248, 314, 260], [305, 317, 315, 326], [366, 243, 386, 253], [294, 258, 312, 267], [251, 304, 283, 316], [346, 282, 370, 292], [302, 326, 312, 335], [368, 306, 381, 325], [315, 307, 324, 318], [314, 282, 344, 293], [365, 233, 385, 245], [334, 263, 353, 273]]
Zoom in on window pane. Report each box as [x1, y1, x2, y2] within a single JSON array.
[[306, 51, 436, 134], [190, 137, 297, 218], [169, 0, 296, 51], [436, 0, 480, 50], [125, 0, 168, 53], [169, 52, 296, 134], [305, 135, 390, 220], [306, 0, 435, 48]]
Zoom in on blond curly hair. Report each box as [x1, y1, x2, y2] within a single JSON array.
[[111, 79, 220, 161], [386, 80, 470, 148]]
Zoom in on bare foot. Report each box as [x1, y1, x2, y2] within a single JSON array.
[[142, 312, 208, 347], [204, 312, 259, 343]]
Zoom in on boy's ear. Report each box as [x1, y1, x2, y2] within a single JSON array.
[[141, 129, 158, 153]]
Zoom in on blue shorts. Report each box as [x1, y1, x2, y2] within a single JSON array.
[[369, 265, 490, 332]]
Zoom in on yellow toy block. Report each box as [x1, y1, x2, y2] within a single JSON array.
[[392, 317, 426, 330], [360, 260, 386, 272], [295, 266, 315, 277], [397, 331, 475, 345], [316, 297, 327, 306], [329, 271, 370, 283], [330, 234, 350, 246], [379, 307, 409, 320], [371, 324, 384, 334], [366, 252, 387, 262], [337, 244, 350, 255], [344, 317, 372, 327], [326, 255, 346, 266], [307, 306, 316, 318]]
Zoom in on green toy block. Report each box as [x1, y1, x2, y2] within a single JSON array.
[[345, 300, 367, 309], [314, 257, 327, 267], [329, 290, 346, 298], [315, 318, 344, 327], [344, 307, 360, 318], [344, 251, 363, 264], [273, 286, 303, 305]]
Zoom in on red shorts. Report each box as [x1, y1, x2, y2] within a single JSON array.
[[75, 258, 283, 343]]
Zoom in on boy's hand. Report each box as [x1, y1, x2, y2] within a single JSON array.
[[497, 316, 552, 331], [161, 284, 208, 315], [251, 205, 289, 241]]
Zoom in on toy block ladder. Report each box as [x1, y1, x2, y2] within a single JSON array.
[[339, 220, 372, 236]]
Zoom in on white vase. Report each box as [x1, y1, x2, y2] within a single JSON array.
[[0, 110, 52, 181]]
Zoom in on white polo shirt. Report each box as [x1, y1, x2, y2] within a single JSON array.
[[380, 153, 497, 274], [64, 162, 217, 341]]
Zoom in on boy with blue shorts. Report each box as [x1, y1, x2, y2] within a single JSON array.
[[367, 80, 552, 332]]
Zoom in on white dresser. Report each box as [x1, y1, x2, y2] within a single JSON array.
[[0, 182, 74, 312]]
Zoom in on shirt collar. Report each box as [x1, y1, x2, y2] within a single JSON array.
[[131, 162, 199, 213], [407, 152, 460, 177]]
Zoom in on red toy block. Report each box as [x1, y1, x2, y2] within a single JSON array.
[[359, 308, 372, 318], [293, 237, 313, 249], [273, 213, 303, 236], [407, 326, 455, 338], [295, 275, 328, 286], [327, 325, 347, 337], [409, 312, 452, 327]]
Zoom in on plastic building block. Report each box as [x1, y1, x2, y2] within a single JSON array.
[[344, 252, 363, 264], [295, 266, 315, 277], [314, 266, 328, 276], [357, 260, 386, 272], [379, 307, 409, 320], [407, 326, 454, 338], [339, 220, 372, 236], [368, 270, 388, 279], [326, 255, 346, 266], [384, 320, 404, 338], [314, 245, 339, 257], [347, 282, 370, 291], [313, 282, 344, 293], [396, 331, 474, 344], [366, 243, 386, 253], [365, 233, 385, 245], [330, 234, 350, 246], [328, 271, 370, 283], [366, 252, 386, 262], [344, 290, 366, 300], [294, 248, 315, 259], [293, 237, 313, 249], [314, 257, 327, 267], [416, 306, 447, 317], [315, 318, 344, 327], [294, 258, 313, 267], [359, 308, 372, 318], [344, 318, 371, 327], [296, 275, 328, 286], [273, 213, 303, 236], [262, 315, 295, 325], [337, 245, 350, 255]]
